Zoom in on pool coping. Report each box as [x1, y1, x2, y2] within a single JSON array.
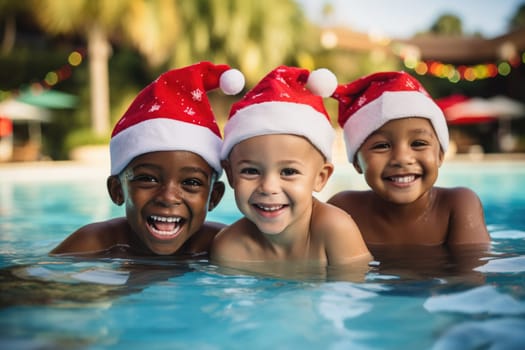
[[1, 153, 524, 182]]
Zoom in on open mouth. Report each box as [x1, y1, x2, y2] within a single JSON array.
[[386, 175, 418, 183], [146, 215, 184, 239], [253, 204, 286, 212]]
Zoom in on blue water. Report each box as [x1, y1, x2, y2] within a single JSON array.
[[1, 161, 524, 350]]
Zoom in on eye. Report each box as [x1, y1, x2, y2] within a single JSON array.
[[412, 139, 430, 148], [130, 174, 159, 183], [181, 178, 204, 190], [240, 167, 259, 175], [128, 173, 160, 189], [182, 178, 203, 187], [180, 178, 205, 194], [370, 142, 390, 150], [281, 168, 299, 176]]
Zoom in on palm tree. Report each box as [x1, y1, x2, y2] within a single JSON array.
[[430, 14, 463, 36], [0, 0, 30, 55], [509, 3, 525, 30], [30, 0, 311, 135], [172, 0, 308, 85], [30, 0, 179, 136]]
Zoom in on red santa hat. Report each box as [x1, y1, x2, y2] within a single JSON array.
[[221, 65, 337, 160], [110, 61, 245, 175], [332, 71, 449, 162]]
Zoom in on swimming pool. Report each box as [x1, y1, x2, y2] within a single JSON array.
[[1, 160, 524, 349]]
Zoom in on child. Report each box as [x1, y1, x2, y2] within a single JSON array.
[[50, 61, 245, 257], [328, 71, 490, 249], [211, 66, 372, 268]]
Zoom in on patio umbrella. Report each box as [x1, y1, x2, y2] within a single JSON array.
[[437, 95, 525, 125], [0, 99, 51, 122], [16, 89, 77, 109]]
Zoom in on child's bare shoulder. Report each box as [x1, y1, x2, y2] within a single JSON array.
[[312, 199, 362, 239], [329, 189, 372, 200], [434, 187, 489, 244], [79, 217, 131, 240], [312, 200, 372, 264], [315, 199, 355, 223], [435, 186, 483, 208], [49, 217, 130, 255], [210, 219, 255, 262], [327, 190, 373, 211]]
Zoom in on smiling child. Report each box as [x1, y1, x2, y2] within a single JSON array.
[[328, 71, 490, 249], [211, 66, 371, 269], [51, 61, 244, 257]]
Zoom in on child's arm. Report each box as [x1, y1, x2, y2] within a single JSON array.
[[49, 217, 128, 255], [209, 219, 252, 263], [446, 187, 491, 245], [316, 202, 372, 265]]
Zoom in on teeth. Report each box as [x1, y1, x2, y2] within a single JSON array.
[[391, 175, 415, 183], [149, 215, 181, 223], [148, 215, 183, 236], [256, 204, 284, 212], [151, 227, 178, 236]]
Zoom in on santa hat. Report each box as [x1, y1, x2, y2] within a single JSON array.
[[332, 71, 449, 162], [110, 61, 245, 175], [221, 65, 337, 160]]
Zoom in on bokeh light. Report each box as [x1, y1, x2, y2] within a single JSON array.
[[68, 51, 83, 66]]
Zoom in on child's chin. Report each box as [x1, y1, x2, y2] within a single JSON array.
[[146, 235, 186, 255], [255, 223, 286, 236]]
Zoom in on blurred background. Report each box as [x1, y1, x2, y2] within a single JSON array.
[[0, 0, 524, 163]]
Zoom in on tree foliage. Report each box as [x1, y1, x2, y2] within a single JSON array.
[[509, 3, 525, 30], [430, 14, 463, 36], [171, 0, 308, 84]]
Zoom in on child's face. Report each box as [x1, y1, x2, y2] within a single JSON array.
[[108, 151, 223, 255], [223, 134, 333, 235], [354, 117, 444, 205]]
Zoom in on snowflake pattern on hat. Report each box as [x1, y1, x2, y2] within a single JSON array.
[[109, 61, 245, 175], [221, 65, 338, 161]]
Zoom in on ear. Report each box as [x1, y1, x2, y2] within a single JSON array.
[[313, 162, 334, 192], [208, 180, 225, 212], [353, 156, 363, 174], [107, 176, 124, 206], [221, 159, 234, 187], [438, 149, 445, 168]]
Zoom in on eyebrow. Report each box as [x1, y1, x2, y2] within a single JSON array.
[[179, 166, 211, 179], [235, 159, 304, 167], [132, 164, 210, 179], [372, 127, 436, 138], [410, 128, 436, 137], [131, 163, 161, 172]]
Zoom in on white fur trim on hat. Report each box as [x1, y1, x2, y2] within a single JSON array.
[[343, 90, 449, 162], [221, 101, 335, 161], [110, 118, 222, 175]]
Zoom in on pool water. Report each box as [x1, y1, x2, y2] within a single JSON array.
[[1, 161, 525, 349]]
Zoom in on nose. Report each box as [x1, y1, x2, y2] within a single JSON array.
[[258, 173, 280, 195], [155, 181, 183, 207], [389, 144, 415, 167]]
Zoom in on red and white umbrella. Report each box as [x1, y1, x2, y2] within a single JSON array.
[[437, 95, 525, 125]]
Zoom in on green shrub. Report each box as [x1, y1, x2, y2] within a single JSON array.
[[64, 128, 109, 152]]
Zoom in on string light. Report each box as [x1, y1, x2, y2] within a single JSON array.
[[0, 48, 86, 100], [402, 55, 522, 82], [394, 41, 523, 82]]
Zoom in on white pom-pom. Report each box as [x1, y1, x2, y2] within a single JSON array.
[[220, 69, 245, 95], [306, 68, 337, 97]]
